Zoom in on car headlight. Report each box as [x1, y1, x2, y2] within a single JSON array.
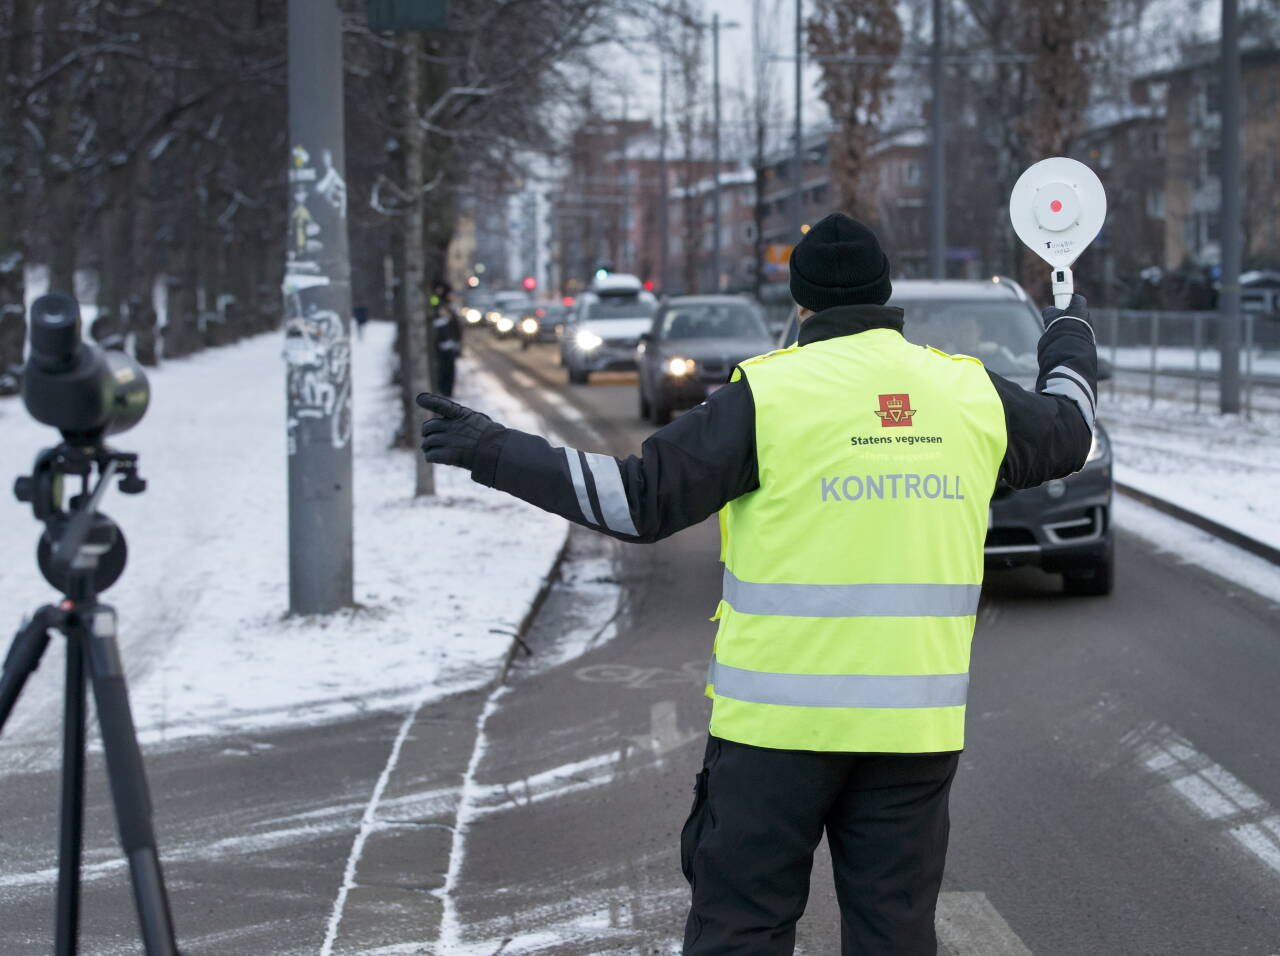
[[486, 311, 500, 323], [495, 317, 514, 333], [1085, 429, 1109, 465], [667, 357, 696, 377], [464, 308, 482, 324], [576, 329, 603, 350], [520, 317, 539, 335]]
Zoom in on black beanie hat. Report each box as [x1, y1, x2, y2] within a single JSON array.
[[788, 213, 892, 312]]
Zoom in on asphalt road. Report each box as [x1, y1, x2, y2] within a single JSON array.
[[2, 331, 1279, 955]]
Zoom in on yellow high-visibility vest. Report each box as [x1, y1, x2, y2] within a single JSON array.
[[707, 328, 1007, 752]]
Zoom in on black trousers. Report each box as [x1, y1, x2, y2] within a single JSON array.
[[681, 735, 959, 955], [437, 351, 457, 398]]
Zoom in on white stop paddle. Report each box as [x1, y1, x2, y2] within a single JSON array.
[[1009, 157, 1108, 308]]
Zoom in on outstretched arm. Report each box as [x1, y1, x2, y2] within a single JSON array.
[[986, 293, 1098, 490], [418, 382, 759, 543]]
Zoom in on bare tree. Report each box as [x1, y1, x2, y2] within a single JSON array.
[[807, 0, 902, 222]]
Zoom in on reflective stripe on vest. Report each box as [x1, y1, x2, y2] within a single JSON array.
[[723, 568, 981, 618], [708, 654, 969, 709]]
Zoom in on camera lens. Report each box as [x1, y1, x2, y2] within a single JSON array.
[[21, 293, 149, 440], [28, 294, 82, 372]]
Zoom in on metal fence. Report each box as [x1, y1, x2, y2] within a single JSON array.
[[1092, 308, 1280, 418]]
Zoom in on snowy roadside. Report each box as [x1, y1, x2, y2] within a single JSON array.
[[1099, 395, 1280, 555], [0, 321, 567, 767]]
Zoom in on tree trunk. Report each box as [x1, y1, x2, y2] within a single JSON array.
[[396, 35, 434, 496], [0, 0, 33, 372]]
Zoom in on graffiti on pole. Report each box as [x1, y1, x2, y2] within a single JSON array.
[[284, 142, 352, 452]]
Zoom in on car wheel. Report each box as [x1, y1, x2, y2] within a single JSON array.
[[569, 365, 589, 385], [1062, 536, 1115, 597]]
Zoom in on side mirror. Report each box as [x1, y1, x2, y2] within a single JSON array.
[[1097, 357, 1113, 382]]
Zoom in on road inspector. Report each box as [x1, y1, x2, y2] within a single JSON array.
[[417, 213, 1097, 955]]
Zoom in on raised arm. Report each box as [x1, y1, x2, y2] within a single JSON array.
[[985, 293, 1098, 490], [418, 380, 760, 543]]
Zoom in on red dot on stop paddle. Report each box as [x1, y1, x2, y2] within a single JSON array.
[[1050, 200, 1063, 213]]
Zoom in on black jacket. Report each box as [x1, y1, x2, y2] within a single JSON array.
[[470, 304, 1097, 543]]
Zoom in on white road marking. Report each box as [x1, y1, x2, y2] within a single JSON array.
[[436, 683, 509, 951], [496, 361, 604, 443], [1133, 722, 1280, 876], [624, 699, 702, 767], [319, 702, 423, 956], [935, 891, 1032, 955]]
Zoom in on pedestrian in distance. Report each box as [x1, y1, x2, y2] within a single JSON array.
[[431, 281, 462, 398], [352, 305, 369, 340], [416, 213, 1098, 955]]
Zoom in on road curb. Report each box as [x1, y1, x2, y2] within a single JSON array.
[[493, 525, 573, 686], [1116, 482, 1280, 567]]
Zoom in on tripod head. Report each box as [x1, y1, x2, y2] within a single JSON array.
[[13, 442, 146, 597]]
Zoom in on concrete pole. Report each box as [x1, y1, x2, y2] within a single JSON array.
[[928, 0, 946, 279], [620, 90, 630, 271], [712, 13, 723, 291], [659, 62, 670, 292], [283, 0, 354, 614], [791, 0, 803, 243], [1219, 0, 1242, 414]]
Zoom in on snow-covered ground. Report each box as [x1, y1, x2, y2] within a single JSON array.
[[0, 322, 567, 768], [1101, 391, 1280, 558]]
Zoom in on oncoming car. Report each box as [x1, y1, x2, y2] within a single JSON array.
[[637, 296, 775, 425], [780, 277, 1115, 595], [562, 273, 658, 384]]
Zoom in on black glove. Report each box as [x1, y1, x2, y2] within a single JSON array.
[[1041, 293, 1090, 331], [417, 393, 503, 470]]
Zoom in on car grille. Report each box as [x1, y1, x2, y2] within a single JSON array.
[[604, 337, 637, 349]]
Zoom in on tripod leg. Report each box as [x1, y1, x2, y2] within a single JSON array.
[[80, 605, 179, 956], [0, 607, 56, 733], [56, 632, 86, 956]]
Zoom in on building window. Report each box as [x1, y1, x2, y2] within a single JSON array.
[[1146, 190, 1165, 218], [904, 160, 922, 185], [743, 221, 757, 243], [1206, 213, 1221, 243], [1152, 129, 1164, 155]]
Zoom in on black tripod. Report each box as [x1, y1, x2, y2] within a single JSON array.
[[1, 442, 179, 955]]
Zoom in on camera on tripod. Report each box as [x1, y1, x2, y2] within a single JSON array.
[[13, 293, 150, 593], [2, 294, 181, 955]]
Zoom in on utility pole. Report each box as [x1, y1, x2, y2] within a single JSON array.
[[659, 62, 670, 293], [620, 90, 630, 272], [712, 13, 722, 291], [791, 0, 804, 244], [1219, 0, 1242, 414], [928, 0, 946, 279], [283, 0, 354, 614]]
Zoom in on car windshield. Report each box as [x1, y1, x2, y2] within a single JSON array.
[[662, 302, 770, 340], [896, 299, 1043, 377], [588, 293, 657, 320]]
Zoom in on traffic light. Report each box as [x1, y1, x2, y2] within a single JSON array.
[[522, 275, 537, 291]]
